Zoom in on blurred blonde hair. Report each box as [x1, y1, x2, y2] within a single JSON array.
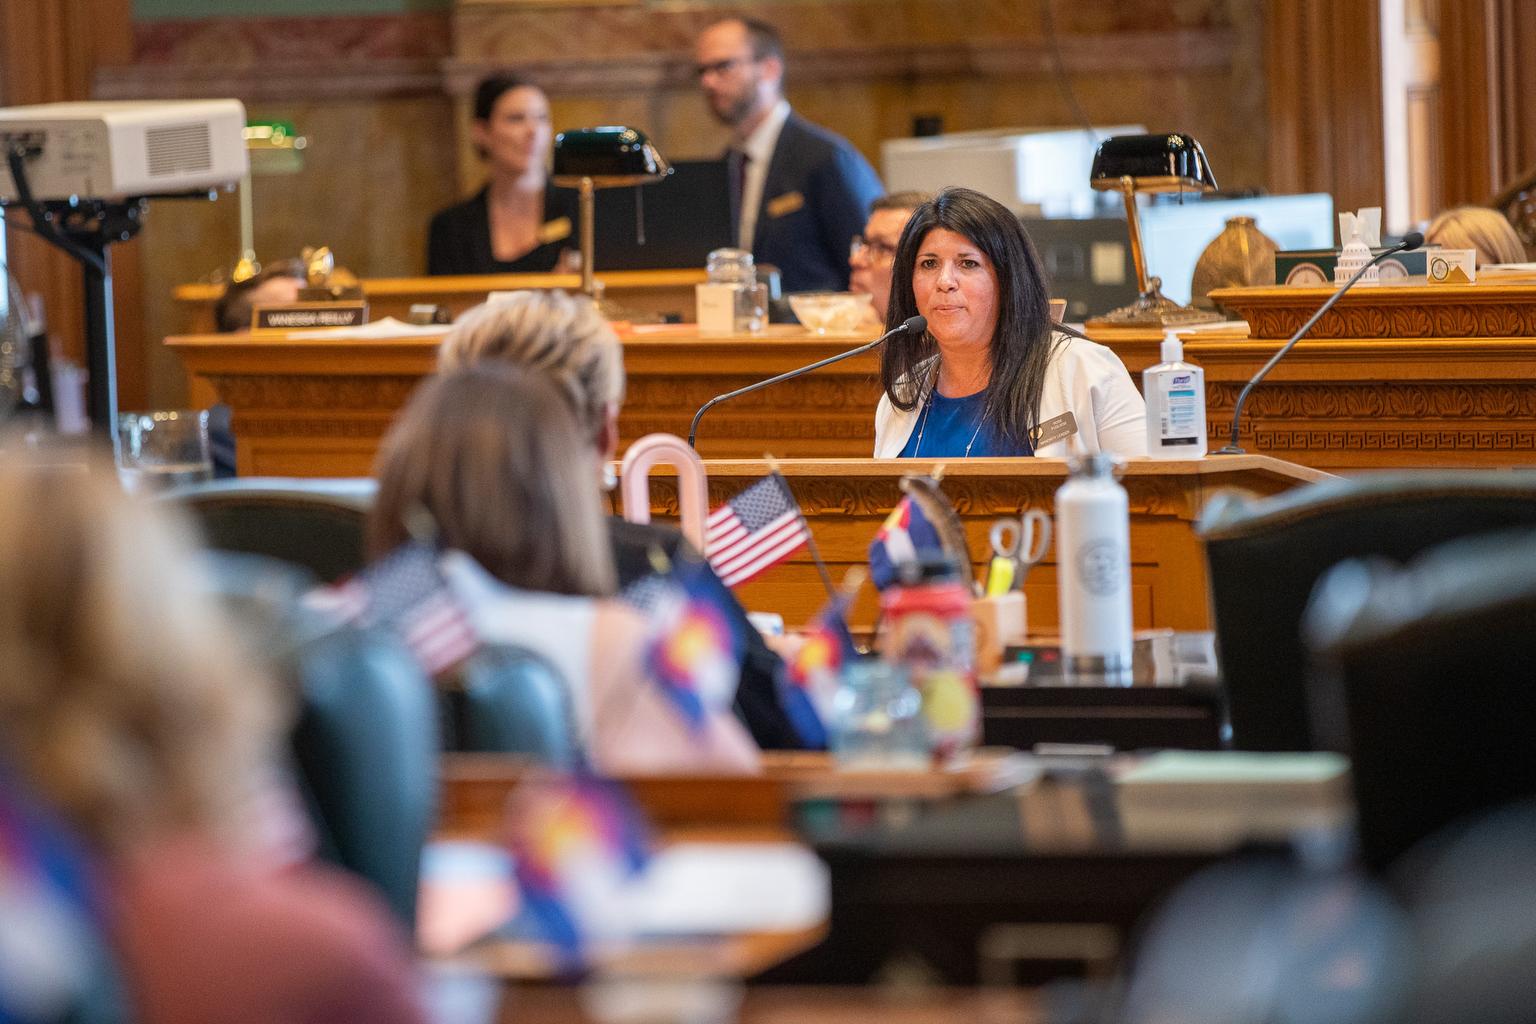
[[1425, 206, 1527, 266], [0, 448, 280, 856], [370, 363, 617, 596], [437, 290, 624, 441]]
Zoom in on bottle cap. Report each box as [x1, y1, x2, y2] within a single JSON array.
[[1160, 330, 1183, 363], [1066, 452, 1124, 480]]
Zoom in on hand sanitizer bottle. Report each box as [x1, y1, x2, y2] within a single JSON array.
[[1143, 330, 1208, 459]]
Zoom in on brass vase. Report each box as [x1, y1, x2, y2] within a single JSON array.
[[1191, 215, 1278, 311]]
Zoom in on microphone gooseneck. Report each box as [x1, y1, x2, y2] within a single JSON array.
[[687, 315, 927, 449], [1214, 233, 1425, 456]]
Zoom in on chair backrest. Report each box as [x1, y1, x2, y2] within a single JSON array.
[[440, 644, 580, 766], [289, 623, 439, 928], [1198, 472, 1536, 751], [1303, 528, 1536, 873], [166, 477, 377, 584]]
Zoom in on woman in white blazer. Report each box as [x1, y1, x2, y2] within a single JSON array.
[[873, 187, 1146, 460]]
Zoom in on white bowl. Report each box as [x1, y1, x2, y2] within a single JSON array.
[[787, 291, 873, 334]]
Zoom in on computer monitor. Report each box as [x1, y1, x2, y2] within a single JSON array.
[[591, 159, 734, 271], [1138, 193, 1336, 305]]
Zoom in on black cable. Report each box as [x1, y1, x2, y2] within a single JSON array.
[[1036, 0, 1097, 138], [4, 147, 107, 273]]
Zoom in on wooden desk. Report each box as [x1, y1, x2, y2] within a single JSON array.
[[173, 269, 707, 334], [166, 325, 883, 475], [435, 751, 1349, 987], [626, 457, 1327, 632], [1098, 283, 1536, 472]]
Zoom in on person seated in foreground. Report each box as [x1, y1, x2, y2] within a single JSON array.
[[874, 187, 1146, 459], [368, 364, 761, 775], [850, 191, 931, 325], [1424, 205, 1528, 267], [0, 449, 426, 1024], [437, 289, 806, 749]]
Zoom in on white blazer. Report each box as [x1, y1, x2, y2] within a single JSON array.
[[873, 333, 1148, 459]]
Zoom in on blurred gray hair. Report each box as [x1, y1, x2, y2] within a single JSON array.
[[437, 290, 625, 437]]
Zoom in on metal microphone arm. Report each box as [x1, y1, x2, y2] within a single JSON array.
[[687, 315, 925, 449], [1215, 236, 1422, 455]]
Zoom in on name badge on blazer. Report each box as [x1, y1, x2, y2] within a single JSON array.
[[537, 216, 573, 245], [766, 191, 805, 219], [1032, 412, 1079, 449]]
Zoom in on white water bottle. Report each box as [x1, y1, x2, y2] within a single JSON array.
[[1055, 454, 1133, 678], [1143, 330, 1208, 459]]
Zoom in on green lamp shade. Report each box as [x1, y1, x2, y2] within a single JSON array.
[[552, 126, 670, 184], [1089, 133, 1217, 194]]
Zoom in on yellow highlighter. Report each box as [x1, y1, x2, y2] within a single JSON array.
[[984, 555, 1016, 597]]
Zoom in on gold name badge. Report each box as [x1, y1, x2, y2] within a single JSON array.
[[1032, 411, 1079, 449], [537, 216, 573, 245], [766, 191, 805, 218]]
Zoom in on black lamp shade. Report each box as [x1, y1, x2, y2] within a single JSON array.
[[1089, 133, 1217, 194], [551, 126, 670, 184]]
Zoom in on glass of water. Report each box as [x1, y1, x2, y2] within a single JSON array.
[[116, 409, 212, 494]]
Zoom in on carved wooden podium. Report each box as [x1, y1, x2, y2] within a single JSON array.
[[167, 325, 885, 475], [173, 269, 707, 334], [619, 457, 1329, 632], [1135, 283, 1536, 472]]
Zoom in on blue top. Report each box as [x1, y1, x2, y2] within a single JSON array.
[[897, 390, 1034, 458]]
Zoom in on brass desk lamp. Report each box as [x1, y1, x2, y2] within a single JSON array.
[[1089, 133, 1224, 327], [231, 120, 307, 284], [551, 126, 672, 312]]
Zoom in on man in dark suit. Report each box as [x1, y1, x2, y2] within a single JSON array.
[[695, 17, 884, 294]]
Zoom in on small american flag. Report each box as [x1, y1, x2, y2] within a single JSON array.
[[310, 541, 478, 676], [704, 473, 810, 587]]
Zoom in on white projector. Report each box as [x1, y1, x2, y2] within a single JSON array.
[[0, 99, 248, 202]]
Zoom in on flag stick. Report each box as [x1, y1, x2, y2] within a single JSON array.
[[765, 454, 836, 603]]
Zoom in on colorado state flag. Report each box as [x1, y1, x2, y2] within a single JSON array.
[[781, 594, 859, 749], [505, 774, 652, 971]]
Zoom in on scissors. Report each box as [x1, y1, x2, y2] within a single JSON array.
[[985, 509, 1052, 597]]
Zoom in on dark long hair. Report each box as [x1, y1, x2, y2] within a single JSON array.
[[473, 73, 537, 121], [880, 186, 1058, 448]]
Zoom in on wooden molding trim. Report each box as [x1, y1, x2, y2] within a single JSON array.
[[96, 25, 1235, 103], [443, 29, 1237, 96], [1209, 284, 1536, 340], [94, 58, 443, 102]]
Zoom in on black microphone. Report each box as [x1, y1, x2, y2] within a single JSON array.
[[687, 314, 926, 448], [1214, 231, 1425, 455]]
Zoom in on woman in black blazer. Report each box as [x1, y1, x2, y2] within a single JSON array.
[[426, 74, 579, 276]]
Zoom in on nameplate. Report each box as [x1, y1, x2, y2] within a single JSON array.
[[537, 216, 573, 245], [766, 191, 805, 218], [254, 301, 369, 330], [1032, 411, 1078, 449], [1427, 248, 1476, 285]]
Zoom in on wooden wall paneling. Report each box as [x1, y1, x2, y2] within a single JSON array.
[[1, 0, 148, 410], [1266, 0, 1385, 218], [1435, 0, 1497, 205]]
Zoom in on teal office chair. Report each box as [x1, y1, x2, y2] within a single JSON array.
[[441, 645, 581, 766], [1198, 472, 1536, 752], [199, 551, 437, 928], [289, 622, 438, 927], [168, 477, 377, 583]]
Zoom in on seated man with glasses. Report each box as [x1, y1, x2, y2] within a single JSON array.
[[694, 16, 883, 293], [849, 191, 932, 325]]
